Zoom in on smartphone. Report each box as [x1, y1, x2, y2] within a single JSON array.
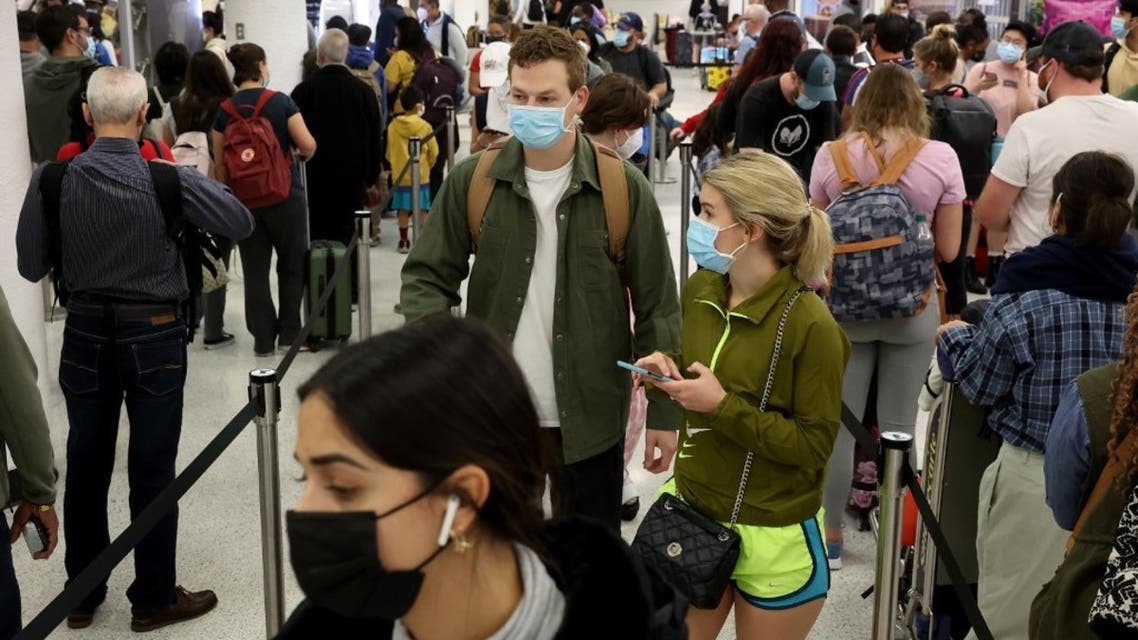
[[24, 519, 46, 556], [617, 360, 674, 383]]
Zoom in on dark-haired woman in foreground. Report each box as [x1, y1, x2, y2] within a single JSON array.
[[938, 150, 1138, 638], [275, 318, 686, 639]]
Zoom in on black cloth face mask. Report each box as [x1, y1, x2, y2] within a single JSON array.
[[286, 487, 451, 620], [485, 35, 506, 44]]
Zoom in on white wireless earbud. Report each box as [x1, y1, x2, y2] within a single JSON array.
[[438, 494, 461, 547]]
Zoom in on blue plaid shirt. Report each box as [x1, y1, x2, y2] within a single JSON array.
[[937, 289, 1127, 452]]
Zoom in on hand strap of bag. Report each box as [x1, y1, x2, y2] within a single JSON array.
[[728, 286, 810, 527]]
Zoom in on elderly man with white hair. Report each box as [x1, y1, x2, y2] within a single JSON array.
[[15, 66, 253, 632], [734, 4, 771, 68], [291, 28, 383, 264]]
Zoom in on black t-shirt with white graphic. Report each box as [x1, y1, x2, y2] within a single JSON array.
[[734, 75, 838, 182]]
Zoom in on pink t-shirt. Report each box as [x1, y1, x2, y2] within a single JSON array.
[[809, 135, 967, 219], [964, 61, 1042, 137]]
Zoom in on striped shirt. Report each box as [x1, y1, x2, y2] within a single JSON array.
[[17, 137, 254, 302], [937, 289, 1127, 452]]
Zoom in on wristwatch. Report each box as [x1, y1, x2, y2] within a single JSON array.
[[35, 504, 53, 512]]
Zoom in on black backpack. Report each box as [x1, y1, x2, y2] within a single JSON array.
[[527, 0, 545, 21], [39, 161, 222, 339], [924, 85, 997, 201]]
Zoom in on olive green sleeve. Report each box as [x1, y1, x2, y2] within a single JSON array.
[[623, 162, 683, 431], [0, 287, 56, 505], [708, 320, 850, 469], [399, 157, 477, 321]]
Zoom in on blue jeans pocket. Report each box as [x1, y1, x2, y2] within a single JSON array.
[[132, 340, 185, 396], [59, 339, 100, 395]]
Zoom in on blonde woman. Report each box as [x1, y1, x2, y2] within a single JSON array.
[[809, 63, 964, 569], [636, 154, 850, 640]]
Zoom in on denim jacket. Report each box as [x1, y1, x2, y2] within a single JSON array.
[[400, 135, 682, 463]]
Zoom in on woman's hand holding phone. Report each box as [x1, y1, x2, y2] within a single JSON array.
[[632, 352, 682, 388]]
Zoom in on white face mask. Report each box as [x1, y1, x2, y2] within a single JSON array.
[[616, 127, 644, 159]]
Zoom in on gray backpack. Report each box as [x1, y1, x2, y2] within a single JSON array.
[[826, 134, 935, 322]]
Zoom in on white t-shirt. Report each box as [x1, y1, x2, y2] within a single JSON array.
[[513, 159, 574, 428], [992, 94, 1138, 253]]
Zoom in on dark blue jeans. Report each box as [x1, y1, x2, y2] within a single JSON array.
[[59, 308, 186, 614], [0, 514, 19, 639]]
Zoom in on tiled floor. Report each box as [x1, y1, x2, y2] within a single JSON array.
[[8, 67, 904, 639]]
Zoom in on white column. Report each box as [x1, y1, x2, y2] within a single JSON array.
[[450, 0, 476, 29], [225, 0, 310, 94], [0, 0, 49, 387]]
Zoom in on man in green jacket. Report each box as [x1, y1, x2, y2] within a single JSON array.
[[24, 5, 101, 163], [400, 25, 682, 530], [0, 285, 59, 636]]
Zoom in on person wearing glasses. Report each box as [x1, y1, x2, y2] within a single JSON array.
[[23, 4, 101, 163]]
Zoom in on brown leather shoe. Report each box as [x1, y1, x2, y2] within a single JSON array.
[[130, 586, 218, 633], [66, 612, 94, 629]]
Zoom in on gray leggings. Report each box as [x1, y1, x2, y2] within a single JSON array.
[[822, 298, 940, 531]]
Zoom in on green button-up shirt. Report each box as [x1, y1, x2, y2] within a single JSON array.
[[400, 135, 682, 463]]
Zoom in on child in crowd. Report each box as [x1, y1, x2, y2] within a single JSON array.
[[386, 86, 438, 254]]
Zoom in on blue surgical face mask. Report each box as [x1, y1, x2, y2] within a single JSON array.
[[613, 30, 632, 48], [1113, 15, 1132, 39], [508, 99, 572, 150], [997, 41, 1024, 64], [84, 35, 96, 59], [687, 216, 745, 274], [795, 92, 821, 110]]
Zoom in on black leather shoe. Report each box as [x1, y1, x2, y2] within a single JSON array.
[[130, 586, 218, 633], [620, 496, 641, 522], [965, 257, 988, 295], [987, 255, 1005, 289]]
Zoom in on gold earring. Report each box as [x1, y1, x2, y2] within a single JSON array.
[[452, 529, 473, 554]]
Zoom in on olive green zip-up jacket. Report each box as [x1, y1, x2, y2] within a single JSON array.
[[658, 267, 850, 527], [0, 286, 56, 508], [400, 135, 682, 463]]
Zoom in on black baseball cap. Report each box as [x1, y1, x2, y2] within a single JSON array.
[[793, 50, 838, 102], [618, 12, 644, 32], [1041, 20, 1107, 65]]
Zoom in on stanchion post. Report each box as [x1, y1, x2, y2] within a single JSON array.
[[654, 113, 676, 185], [874, 432, 914, 640], [354, 210, 372, 340], [249, 369, 285, 638], [445, 105, 457, 173], [409, 136, 423, 245], [646, 112, 657, 194], [118, 0, 137, 70], [678, 139, 693, 285]]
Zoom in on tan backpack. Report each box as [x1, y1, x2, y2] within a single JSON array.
[[350, 62, 384, 104], [466, 140, 631, 263]]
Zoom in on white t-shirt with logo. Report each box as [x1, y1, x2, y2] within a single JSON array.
[[992, 94, 1138, 253], [513, 159, 574, 427]]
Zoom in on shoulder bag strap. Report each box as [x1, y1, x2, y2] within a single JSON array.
[[1068, 427, 1138, 554], [591, 140, 631, 263], [466, 145, 504, 251], [219, 98, 242, 121], [728, 286, 810, 527]]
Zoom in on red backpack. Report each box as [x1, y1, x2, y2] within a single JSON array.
[[220, 90, 291, 208]]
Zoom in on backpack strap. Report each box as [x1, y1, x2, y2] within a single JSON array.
[[591, 140, 631, 264], [467, 140, 631, 263], [467, 143, 505, 251], [146, 162, 200, 338], [829, 138, 862, 190], [872, 137, 927, 187], [1068, 426, 1138, 555], [250, 89, 276, 118], [39, 161, 72, 305]]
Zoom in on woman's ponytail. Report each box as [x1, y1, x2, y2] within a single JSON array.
[[791, 205, 834, 287]]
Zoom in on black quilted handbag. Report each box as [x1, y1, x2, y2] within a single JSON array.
[[631, 288, 807, 609]]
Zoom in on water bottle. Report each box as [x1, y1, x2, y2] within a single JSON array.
[[915, 213, 934, 254]]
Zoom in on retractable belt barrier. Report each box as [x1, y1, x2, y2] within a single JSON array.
[[15, 125, 446, 638], [840, 403, 995, 640]]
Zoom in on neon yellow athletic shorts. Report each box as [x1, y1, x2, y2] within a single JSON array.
[[659, 479, 830, 609]]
